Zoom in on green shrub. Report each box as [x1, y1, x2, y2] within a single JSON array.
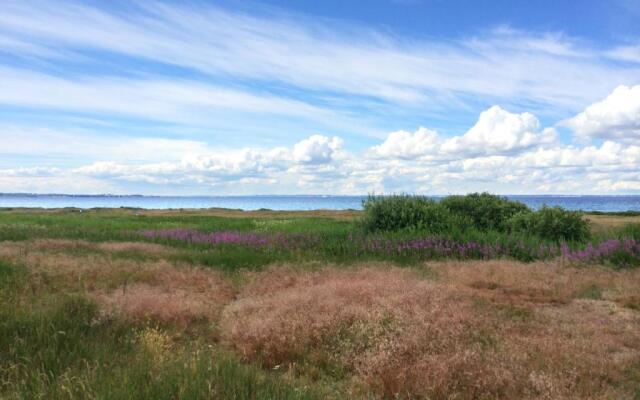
[[507, 206, 590, 242], [362, 194, 591, 244], [361, 195, 468, 233], [440, 192, 530, 231]]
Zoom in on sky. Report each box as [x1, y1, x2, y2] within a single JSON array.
[[0, 0, 639, 195]]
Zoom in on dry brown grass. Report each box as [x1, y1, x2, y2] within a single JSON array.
[[97, 278, 232, 326], [0, 240, 235, 326], [0, 238, 173, 255], [436, 259, 640, 307], [1, 249, 167, 291], [98, 283, 212, 325], [0, 239, 176, 276], [97, 241, 172, 254], [221, 263, 640, 399], [96, 263, 235, 326], [586, 214, 640, 233], [4, 235, 640, 398]]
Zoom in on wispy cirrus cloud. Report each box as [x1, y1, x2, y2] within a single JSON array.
[[1, 0, 639, 114]]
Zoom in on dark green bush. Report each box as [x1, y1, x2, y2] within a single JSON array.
[[507, 206, 590, 242], [361, 195, 468, 233], [362, 194, 591, 244], [440, 192, 530, 231]]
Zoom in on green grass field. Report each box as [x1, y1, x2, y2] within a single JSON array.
[[1, 207, 640, 399]]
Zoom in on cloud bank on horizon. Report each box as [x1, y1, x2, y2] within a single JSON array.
[[0, 0, 639, 195]]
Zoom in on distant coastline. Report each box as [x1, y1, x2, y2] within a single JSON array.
[[1, 193, 640, 212]]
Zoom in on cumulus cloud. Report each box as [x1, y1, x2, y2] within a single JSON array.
[[3, 107, 640, 195], [370, 106, 557, 160], [566, 85, 640, 142], [512, 141, 640, 168], [441, 106, 557, 156], [292, 135, 343, 164], [8, 135, 640, 195], [370, 128, 440, 160], [71, 135, 343, 187]]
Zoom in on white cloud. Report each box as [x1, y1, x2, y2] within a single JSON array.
[[512, 141, 639, 168], [0, 167, 61, 177], [0, 125, 214, 163], [0, 1, 639, 112], [370, 127, 440, 159], [4, 105, 640, 195], [6, 132, 640, 195], [0, 175, 115, 194], [603, 180, 640, 191], [292, 135, 343, 164], [441, 106, 557, 156], [0, 67, 337, 125], [370, 106, 557, 160], [72, 135, 343, 186], [607, 44, 640, 64], [566, 85, 640, 142]]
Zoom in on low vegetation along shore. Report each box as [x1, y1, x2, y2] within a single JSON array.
[[1, 194, 640, 399]]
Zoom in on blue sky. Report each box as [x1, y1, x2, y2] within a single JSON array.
[[0, 0, 639, 195]]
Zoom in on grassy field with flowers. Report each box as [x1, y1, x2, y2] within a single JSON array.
[[1, 195, 640, 399]]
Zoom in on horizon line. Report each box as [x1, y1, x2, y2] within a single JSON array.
[[2, 193, 640, 198]]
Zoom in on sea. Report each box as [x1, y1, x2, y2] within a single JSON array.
[[1, 194, 639, 212]]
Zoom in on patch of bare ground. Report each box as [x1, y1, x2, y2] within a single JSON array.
[[221, 263, 640, 399]]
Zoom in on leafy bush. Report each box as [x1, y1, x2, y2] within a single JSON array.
[[440, 192, 530, 231], [361, 195, 468, 233], [507, 206, 590, 242], [361, 193, 593, 245]]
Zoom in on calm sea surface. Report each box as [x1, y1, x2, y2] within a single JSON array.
[[1, 194, 640, 212]]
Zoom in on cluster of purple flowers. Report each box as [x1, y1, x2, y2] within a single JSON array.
[[140, 228, 639, 266], [346, 235, 557, 260], [347, 235, 640, 264], [561, 239, 640, 264], [139, 229, 316, 250]]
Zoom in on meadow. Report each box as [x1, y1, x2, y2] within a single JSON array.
[[1, 195, 640, 399]]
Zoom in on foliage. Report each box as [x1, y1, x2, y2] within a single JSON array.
[[507, 206, 590, 242], [360, 194, 469, 233], [361, 193, 592, 244], [440, 192, 530, 231]]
